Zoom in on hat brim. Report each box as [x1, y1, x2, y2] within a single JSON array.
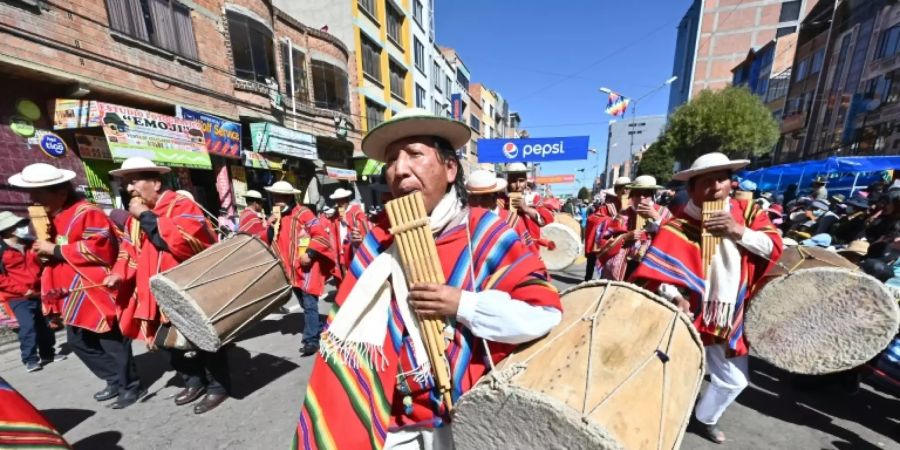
[[362, 115, 471, 162], [108, 166, 171, 177], [243, 194, 264, 200], [8, 169, 77, 188], [264, 187, 301, 195], [625, 183, 663, 190], [0, 217, 28, 232], [329, 192, 353, 200], [671, 160, 750, 181], [466, 178, 508, 195]]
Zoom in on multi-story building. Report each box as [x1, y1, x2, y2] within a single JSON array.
[[732, 33, 798, 119], [440, 46, 477, 169], [1, 0, 358, 216], [668, 0, 813, 113], [603, 116, 667, 186]]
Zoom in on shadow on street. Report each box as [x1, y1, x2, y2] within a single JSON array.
[[72, 431, 124, 449], [40, 408, 94, 434]]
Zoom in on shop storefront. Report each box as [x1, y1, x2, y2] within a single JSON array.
[[249, 121, 321, 204]]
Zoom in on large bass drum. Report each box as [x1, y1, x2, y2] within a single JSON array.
[[150, 234, 292, 352], [555, 212, 582, 239], [747, 246, 899, 375], [539, 222, 581, 271], [453, 281, 704, 450]]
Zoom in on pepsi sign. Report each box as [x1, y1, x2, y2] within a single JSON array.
[[477, 136, 589, 163]]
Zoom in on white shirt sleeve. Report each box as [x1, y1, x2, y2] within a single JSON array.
[[737, 228, 777, 259], [455, 289, 561, 344], [658, 283, 682, 301]]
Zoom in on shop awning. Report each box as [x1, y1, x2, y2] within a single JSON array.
[[355, 158, 384, 178], [250, 122, 318, 160], [243, 151, 283, 170], [737, 156, 900, 195]]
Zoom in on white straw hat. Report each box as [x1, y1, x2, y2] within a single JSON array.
[[108, 157, 172, 177], [264, 180, 301, 195], [329, 188, 353, 200], [626, 175, 662, 190], [0, 211, 28, 232], [506, 162, 528, 173], [466, 169, 508, 194], [8, 163, 76, 188], [613, 176, 632, 186], [672, 152, 750, 181], [361, 108, 471, 162], [243, 190, 264, 200]]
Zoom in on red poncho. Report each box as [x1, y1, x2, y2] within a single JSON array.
[[338, 204, 370, 273], [584, 203, 618, 257], [630, 198, 783, 356], [272, 205, 336, 297], [595, 203, 672, 281], [292, 207, 561, 450], [41, 200, 119, 333], [238, 208, 268, 243], [0, 377, 69, 449], [496, 207, 534, 251]]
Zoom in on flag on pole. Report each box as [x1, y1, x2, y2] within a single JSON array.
[[605, 92, 630, 117]]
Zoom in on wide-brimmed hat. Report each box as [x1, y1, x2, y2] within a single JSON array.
[[361, 108, 471, 162], [264, 181, 301, 195], [329, 188, 353, 200], [838, 240, 869, 257], [108, 157, 171, 177], [738, 179, 757, 191], [672, 152, 750, 181], [613, 176, 632, 186], [506, 162, 528, 173], [8, 163, 76, 188], [626, 175, 662, 191], [466, 169, 507, 194], [801, 233, 833, 248], [0, 211, 28, 233], [243, 190, 264, 200], [811, 177, 828, 185]]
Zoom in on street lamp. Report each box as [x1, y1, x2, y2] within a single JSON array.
[[599, 76, 677, 178]]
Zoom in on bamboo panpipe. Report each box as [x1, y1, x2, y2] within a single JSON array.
[[634, 209, 646, 232], [271, 204, 283, 240], [27, 205, 51, 242], [385, 191, 454, 410], [506, 192, 523, 226], [701, 199, 726, 276]]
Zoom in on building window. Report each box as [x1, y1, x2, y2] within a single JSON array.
[[470, 115, 480, 132], [434, 99, 442, 116], [414, 38, 425, 73], [227, 11, 275, 83], [433, 61, 441, 91], [358, 0, 376, 18], [386, 2, 403, 46], [361, 34, 382, 83], [811, 48, 825, 74], [457, 70, 469, 90], [311, 60, 349, 113], [413, 0, 423, 26], [389, 60, 406, 101], [779, 1, 801, 22], [776, 26, 796, 38], [444, 75, 451, 95], [877, 25, 900, 59], [415, 84, 426, 108], [795, 58, 808, 81], [106, 0, 198, 59], [366, 100, 385, 131], [281, 42, 309, 103]]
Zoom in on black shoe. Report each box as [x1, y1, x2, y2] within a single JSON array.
[[174, 386, 206, 406], [193, 393, 228, 414], [108, 388, 145, 410], [93, 385, 119, 402], [299, 344, 319, 357]]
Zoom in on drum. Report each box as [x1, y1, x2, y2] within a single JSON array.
[[453, 281, 704, 450], [747, 246, 900, 375], [150, 234, 292, 352], [539, 223, 580, 271], [555, 212, 582, 238]]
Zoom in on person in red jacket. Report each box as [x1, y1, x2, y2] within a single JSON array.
[[8, 163, 140, 408], [329, 188, 369, 278], [238, 190, 268, 242], [265, 181, 336, 356], [584, 176, 631, 281], [0, 212, 58, 373]]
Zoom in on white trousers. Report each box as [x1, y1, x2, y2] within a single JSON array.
[[694, 343, 750, 425], [383, 425, 454, 450]]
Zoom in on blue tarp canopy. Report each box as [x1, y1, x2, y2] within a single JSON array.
[[736, 156, 900, 196]]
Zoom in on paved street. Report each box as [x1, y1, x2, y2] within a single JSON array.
[[0, 264, 897, 449]]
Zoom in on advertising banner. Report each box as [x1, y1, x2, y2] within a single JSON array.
[[74, 134, 112, 160], [97, 103, 211, 169], [477, 136, 590, 163], [535, 174, 576, 184], [326, 166, 358, 181], [53, 99, 101, 130], [451, 93, 463, 120], [178, 107, 242, 159], [250, 122, 317, 160]]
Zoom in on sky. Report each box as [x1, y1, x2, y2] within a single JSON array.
[[435, 0, 692, 196]]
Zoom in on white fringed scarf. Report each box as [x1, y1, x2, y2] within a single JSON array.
[[685, 200, 742, 329]]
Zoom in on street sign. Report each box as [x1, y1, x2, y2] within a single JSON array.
[[477, 136, 589, 163]]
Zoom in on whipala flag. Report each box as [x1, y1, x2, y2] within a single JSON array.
[[605, 92, 630, 117]]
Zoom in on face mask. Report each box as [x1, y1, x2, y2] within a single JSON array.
[[13, 225, 33, 240]]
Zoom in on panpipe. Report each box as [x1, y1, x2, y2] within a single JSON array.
[[27, 205, 51, 242], [506, 192, 523, 226], [633, 209, 646, 232], [701, 199, 726, 276], [384, 191, 453, 410], [271, 205, 283, 241]]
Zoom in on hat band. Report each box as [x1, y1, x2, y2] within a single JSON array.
[[468, 182, 500, 193]]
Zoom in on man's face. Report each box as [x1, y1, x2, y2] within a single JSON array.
[[248, 200, 263, 212], [630, 190, 654, 206], [384, 137, 457, 214], [469, 193, 496, 210], [28, 185, 69, 213], [507, 174, 527, 193], [124, 173, 163, 207], [614, 185, 629, 197], [688, 170, 731, 205], [271, 193, 293, 212], [336, 198, 350, 209]]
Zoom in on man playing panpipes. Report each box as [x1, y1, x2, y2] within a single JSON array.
[[465, 169, 533, 249], [238, 190, 268, 242], [330, 187, 369, 281], [583, 176, 630, 281], [265, 180, 336, 357], [8, 163, 141, 408], [503, 162, 553, 254], [292, 108, 562, 450], [105, 157, 229, 414], [630, 152, 783, 444], [594, 175, 672, 281]]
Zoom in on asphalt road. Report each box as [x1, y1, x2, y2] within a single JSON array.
[[0, 264, 897, 449]]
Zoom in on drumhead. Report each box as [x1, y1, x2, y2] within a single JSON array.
[[540, 223, 581, 271], [555, 213, 582, 238], [747, 267, 900, 375]]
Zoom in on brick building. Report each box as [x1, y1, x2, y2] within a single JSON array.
[[0, 0, 358, 216]]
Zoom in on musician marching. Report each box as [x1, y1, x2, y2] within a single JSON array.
[[238, 190, 269, 242], [631, 153, 783, 444], [504, 162, 553, 254], [465, 169, 533, 249], [8, 163, 140, 408], [292, 108, 562, 449], [584, 176, 630, 281], [264, 180, 336, 357], [104, 157, 230, 414], [329, 187, 369, 283], [593, 175, 672, 281]]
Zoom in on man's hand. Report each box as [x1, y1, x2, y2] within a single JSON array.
[[704, 211, 744, 241], [299, 253, 312, 269], [409, 283, 462, 318], [103, 273, 123, 289], [128, 197, 150, 218], [267, 214, 280, 226], [636, 201, 660, 221], [673, 296, 694, 319], [350, 230, 363, 245], [24, 289, 35, 298], [34, 240, 57, 257]]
